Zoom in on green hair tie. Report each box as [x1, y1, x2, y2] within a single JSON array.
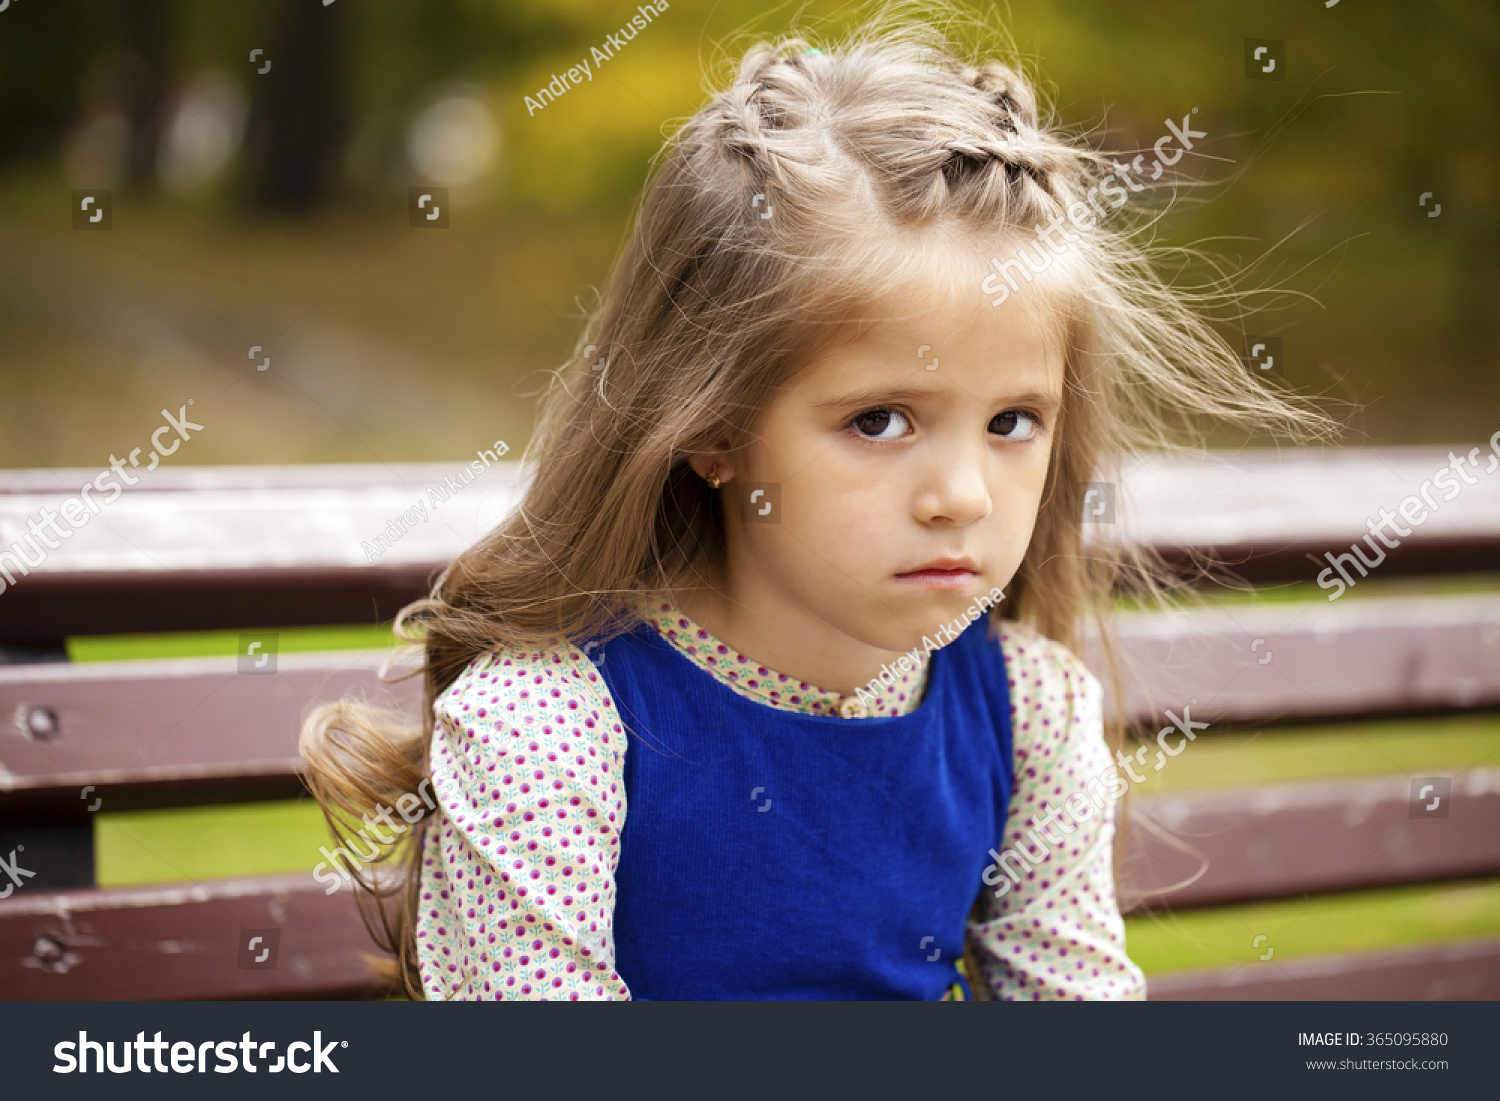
[[802, 47, 823, 55]]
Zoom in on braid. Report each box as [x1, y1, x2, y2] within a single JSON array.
[[940, 134, 1048, 175], [944, 61, 1093, 203], [717, 82, 772, 168], [715, 40, 821, 198], [694, 34, 1099, 229], [961, 60, 1041, 134]]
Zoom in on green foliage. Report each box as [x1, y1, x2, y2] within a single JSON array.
[[3, 0, 1498, 451], [1126, 878, 1500, 975], [96, 799, 328, 885], [67, 623, 402, 662], [1126, 714, 1500, 794]]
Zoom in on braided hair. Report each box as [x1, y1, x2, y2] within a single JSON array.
[[698, 36, 1101, 237]]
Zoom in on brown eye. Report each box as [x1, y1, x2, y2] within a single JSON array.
[[851, 408, 909, 440], [992, 410, 1040, 440]]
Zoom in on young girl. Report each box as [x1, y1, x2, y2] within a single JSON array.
[[302, 11, 1323, 1001]]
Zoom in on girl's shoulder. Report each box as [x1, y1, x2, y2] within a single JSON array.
[[434, 633, 617, 727], [993, 619, 1102, 730], [995, 619, 1095, 681]]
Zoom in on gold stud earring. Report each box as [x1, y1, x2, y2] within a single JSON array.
[[705, 464, 722, 489]]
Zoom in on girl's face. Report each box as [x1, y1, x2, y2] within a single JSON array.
[[690, 273, 1068, 686]]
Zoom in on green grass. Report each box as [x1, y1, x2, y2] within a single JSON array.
[[67, 623, 406, 663], [96, 799, 333, 886], [1124, 714, 1500, 794], [1125, 877, 1500, 975]]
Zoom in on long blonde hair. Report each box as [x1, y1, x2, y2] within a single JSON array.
[[300, 2, 1334, 999]]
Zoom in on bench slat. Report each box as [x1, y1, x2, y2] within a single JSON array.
[[1146, 936, 1500, 1000], [0, 873, 390, 1001], [0, 651, 419, 820], [1105, 593, 1500, 725], [1123, 447, 1500, 584], [0, 567, 436, 647], [6, 868, 1496, 1001], [1120, 770, 1500, 911]]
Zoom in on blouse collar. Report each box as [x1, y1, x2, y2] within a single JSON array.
[[628, 597, 928, 719]]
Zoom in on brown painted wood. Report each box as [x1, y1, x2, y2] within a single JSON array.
[[1119, 769, 1500, 912], [1146, 936, 1500, 1000], [0, 651, 422, 822], [0, 462, 522, 646], [0, 872, 393, 1001], [3, 595, 1495, 821], [6, 865, 1496, 1001], [1101, 593, 1500, 725], [3, 448, 1497, 643], [3, 450, 1495, 997], [1116, 445, 1500, 586], [0, 463, 515, 493]]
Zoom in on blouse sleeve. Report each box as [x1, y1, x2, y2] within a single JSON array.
[[964, 622, 1147, 1000], [416, 639, 632, 1000]]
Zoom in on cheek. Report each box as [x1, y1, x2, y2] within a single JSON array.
[[747, 461, 892, 580], [1014, 451, 1053, 512], [752, 427, 867, 520], [783, 475, 889, 554], [989, 452, 1052, 552]]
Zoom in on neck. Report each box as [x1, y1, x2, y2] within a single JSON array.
[[670, 564, 919, 698]]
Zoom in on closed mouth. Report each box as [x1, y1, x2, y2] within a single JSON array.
[[896, 557, 978, 577]]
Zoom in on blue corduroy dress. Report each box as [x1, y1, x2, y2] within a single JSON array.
[[583, 610, 1015, 1000]]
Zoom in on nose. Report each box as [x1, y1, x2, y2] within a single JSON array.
[[912, 441, 991, 526]]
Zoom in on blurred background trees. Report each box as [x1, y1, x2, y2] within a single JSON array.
[[1, 0, 1496, 466]]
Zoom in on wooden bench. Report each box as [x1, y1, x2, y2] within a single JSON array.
[[2, 448, 1498, 999]]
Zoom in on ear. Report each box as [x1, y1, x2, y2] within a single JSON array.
[[687, 444, 736, 484]]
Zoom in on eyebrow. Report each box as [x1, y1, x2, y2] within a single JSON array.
[[812, 385, 1063, 412]]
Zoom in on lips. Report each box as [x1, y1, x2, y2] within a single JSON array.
[[893, 557, 979, 590], [896, 557, 978, 576]]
